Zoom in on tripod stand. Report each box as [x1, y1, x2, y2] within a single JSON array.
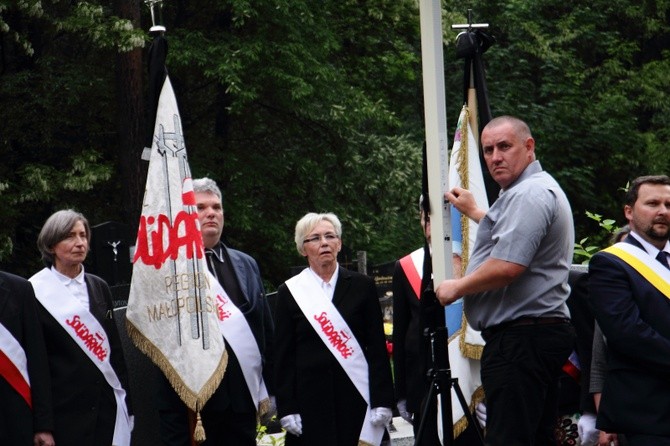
[[413, 288, 485, 446]]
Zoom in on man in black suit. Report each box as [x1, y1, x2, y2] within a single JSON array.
[[392, 205, 431, 434], [588, 175, 670, 445], [157, 177, 274, 446], [0, 271, 54, 446]]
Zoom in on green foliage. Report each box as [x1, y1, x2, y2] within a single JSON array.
[[0, 0, 141, 274], [256, 418, 285, 446], [1, 0, 669, 288], [573, 211, 622, 264], [162, 0, 425, 286], [457, 0, 670, 240], [58, 2, 146, 52]]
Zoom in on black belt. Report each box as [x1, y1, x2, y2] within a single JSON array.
[[481, 316, 570, 342]]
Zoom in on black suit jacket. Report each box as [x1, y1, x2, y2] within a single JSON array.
[[588, 235, 670, 435], [36, 272, 132, 446], [202, 243, 274, 412], [391, 255, 425, 413], [0, 272, 53, 445], [156, 242, 273, 432], [274, 267, 394, 446]]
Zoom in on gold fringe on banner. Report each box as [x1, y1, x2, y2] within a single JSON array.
[[257, 396, 271, 422], [455, 105, 485, 360], [125, 318, 229, 443], [459, 313, 484, 360], [452, 386, 486, 438], [457, 105, 471, 276]]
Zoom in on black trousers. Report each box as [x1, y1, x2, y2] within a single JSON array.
[[626, 433, 670, 446], [481, 322, 575, 446]]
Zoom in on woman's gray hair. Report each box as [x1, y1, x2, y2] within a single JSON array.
[[610, 224, 631, 245], [294, 212, 342, 256], [192, 177, 222, 201], [37, 209, 91, 267]]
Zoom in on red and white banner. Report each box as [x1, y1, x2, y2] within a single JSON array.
[[126, 75, 226, 424]]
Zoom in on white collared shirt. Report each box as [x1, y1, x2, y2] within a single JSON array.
[[629, 231, 670, 259], [51, 265, 89, 308], [308, 264, 339, 300]]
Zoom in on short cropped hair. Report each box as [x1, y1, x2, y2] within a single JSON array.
[[294, 212, 342, 256], [193, 177, 222, 201], [485, 115, 532, 140], [37, 209, 91, 267], [625, 175, 670, 207]]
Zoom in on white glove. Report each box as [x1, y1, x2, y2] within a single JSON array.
[[577, 412, 599, 446], [370, 407, 393, 427], [280, 413, 303, 436], [475, 402, 487, 428], [396, 399, 413, 424], [259, 396, 277, 425], [129, 415, 135, 432]]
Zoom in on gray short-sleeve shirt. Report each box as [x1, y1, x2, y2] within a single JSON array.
[[463, 160, 574, 330]]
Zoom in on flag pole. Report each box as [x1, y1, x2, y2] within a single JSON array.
[[452, 10, 499, 205], [419, 0, 452, 288], [452, 10, 488, 146], [417, 2, 459, 445], [131, 2, 223, 445]]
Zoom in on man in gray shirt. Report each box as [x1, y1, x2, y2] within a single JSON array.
[[436, 115, 575, 445]]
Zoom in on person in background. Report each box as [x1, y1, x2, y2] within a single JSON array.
[[156, 177, 275, 445], [436, 115, 575, 445], [274, 212, 394, 445], [588, 175, 670, 445], [30, 209, 133, 446], [583, 225, 630, 446], [0, 270, 54, 446], [555, 269, 597, 446], [392, 197, 482, 444]]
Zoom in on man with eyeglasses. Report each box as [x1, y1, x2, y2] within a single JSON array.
[[155, 177, 275, 446]]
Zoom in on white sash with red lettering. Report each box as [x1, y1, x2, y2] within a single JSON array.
[[0, 321, 31, 407], [209, 270, 270, 414], [286, 268, 384, 446], [30, 268, 131, 446]]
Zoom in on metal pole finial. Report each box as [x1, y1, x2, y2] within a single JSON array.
[[145, 0, 166, 33], [451, 8, 489, 31]]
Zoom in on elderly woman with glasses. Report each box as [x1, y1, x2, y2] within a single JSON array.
[[273, 212, 393, 446], [29, 209, 133, 446]]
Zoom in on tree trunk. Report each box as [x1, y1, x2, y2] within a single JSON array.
[[115, 0, 146, 237]]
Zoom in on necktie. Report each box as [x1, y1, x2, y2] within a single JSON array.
[[205, 250, 218, 279], [656, 251, 670, 270]]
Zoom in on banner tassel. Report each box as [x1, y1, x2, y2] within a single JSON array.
[[193, 410, 206, 443]]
